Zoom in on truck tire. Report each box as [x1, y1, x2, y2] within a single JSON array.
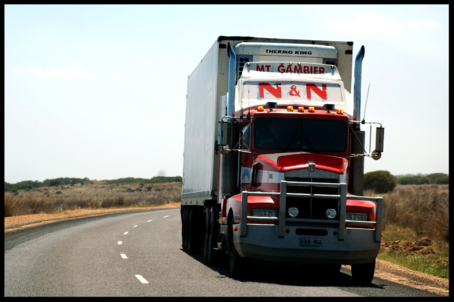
[[351, 259, 376, 285], [183, 207, 190, 252], [203, 208, 211, 264], [181, 207, 185, 250], [204, 207, 221, 266], [187, 207, 198, 255], [228, 219, 244, 278]]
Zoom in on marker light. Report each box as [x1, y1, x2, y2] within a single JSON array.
[[298, 107, 304, 112], [337, 109, 344, 114], [257, 106, 264, 111], [287, 106, 293, 111], [308, 107, 315, 112]]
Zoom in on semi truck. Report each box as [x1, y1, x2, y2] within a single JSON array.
[[181, 36, 385, 284]]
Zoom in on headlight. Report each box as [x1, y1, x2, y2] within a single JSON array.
[[346, 212, 368, 221], [288, 207, 299, 218], [251, 209, 278, 217], [326, 208, 337, 219]]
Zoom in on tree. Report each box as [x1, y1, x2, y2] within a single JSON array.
[[435, 176, 449, 184], [14, 183, 32, 191], [427, 173, 449, 184], [417, 177, 430, 185], [363, 170, 397, 193], [49, 179, 60, 187], [398, 176, 414, 185]]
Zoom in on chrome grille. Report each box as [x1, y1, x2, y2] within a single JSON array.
[[285, 178, 339, 221]]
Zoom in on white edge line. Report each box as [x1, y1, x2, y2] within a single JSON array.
[[135, 275, 149, 284]]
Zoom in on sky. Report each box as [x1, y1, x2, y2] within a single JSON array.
[[5, 5, 449, 184]]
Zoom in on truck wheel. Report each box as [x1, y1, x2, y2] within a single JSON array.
[[228, 220, 243, 277], [183, 207, 190, 252], [204, 208, 220, 266], [187, 207, 198, 254], [197, 208, 205, 254], [351, 260, 376, 285], [181, 206, 186, 251], [203, 208, 211, 264], [181, 207, 185, 250]]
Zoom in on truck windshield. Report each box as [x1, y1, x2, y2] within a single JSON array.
[[254, 118, 347, 152]]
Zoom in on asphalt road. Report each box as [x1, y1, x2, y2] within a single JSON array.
[[5, 208, 442, 297]]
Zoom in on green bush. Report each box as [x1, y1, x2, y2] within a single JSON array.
[[417, 177, 430, 185], [49, 179, 60, 187], [14, 183, 32, 191], [398, 176, 415, 185], [104, 176, 182, 185], [426, 173, 448, 184], [435, 176, 449, 184], [364, 170, 397, 193]]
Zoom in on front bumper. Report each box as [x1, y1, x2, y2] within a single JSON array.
[[233, 181, 383, 265], [233, 224, 380, 265]]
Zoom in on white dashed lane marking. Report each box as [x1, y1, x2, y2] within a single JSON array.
[[133, 225, 138, 228], [163, 216, 169, 218], [147, 220, 152, 222], [118, 241, 122, 245], [121, 254, 128, 259], [135, 275, 149, 284]]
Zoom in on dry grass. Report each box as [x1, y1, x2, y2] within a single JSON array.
[[4, 182, 182, 217], [365, 184, 449, 279], [372, 184, 449, 244]]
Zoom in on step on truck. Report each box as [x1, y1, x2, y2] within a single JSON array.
[[181, 36, 385, 285]]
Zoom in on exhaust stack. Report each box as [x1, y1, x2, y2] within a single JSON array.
[[227, 43, 236, 123], [354, 46, 365, 129]]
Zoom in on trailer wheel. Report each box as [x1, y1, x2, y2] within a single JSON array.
[[187, 207, 198, 254], [204, 208, 220, 266], [228, 219, 243, 278], [181, 207, 185, 250], [181, 207, 186, 250], [351, 260, 376, 285], [183, 207, 190, 252], [203, 208, 211, 264]]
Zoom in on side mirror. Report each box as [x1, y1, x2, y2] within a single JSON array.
[[217, 120, 229, 154], [372, 127, 384, 160]]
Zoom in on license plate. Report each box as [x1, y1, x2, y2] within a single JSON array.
[[299, 238, 323, 247]]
